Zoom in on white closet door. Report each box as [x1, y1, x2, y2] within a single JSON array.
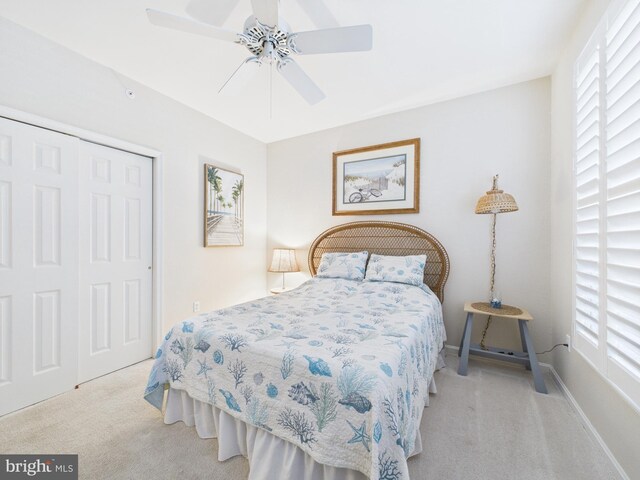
[[78, 141, 152, 382], [0, 117, 80, 416]]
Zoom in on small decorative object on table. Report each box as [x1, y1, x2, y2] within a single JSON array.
[[490, 291, 502, 309]]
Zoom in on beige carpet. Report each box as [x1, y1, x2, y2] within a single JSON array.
[[0, 353, 622, 480]]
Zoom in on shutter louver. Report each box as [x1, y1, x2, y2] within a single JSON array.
[[606, 0, 640, 384], [576, 45, 601, 347]]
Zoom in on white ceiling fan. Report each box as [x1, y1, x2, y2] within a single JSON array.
[[146, 0, 373, 105]]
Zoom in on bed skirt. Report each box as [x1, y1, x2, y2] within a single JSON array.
[[164, 373, 439, 480]]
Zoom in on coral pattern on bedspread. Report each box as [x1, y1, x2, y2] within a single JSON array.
[[145, 278, 445, 480]]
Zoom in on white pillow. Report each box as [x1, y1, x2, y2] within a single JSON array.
[[364, 254, 426, 286], [316, 251, 368, 281]]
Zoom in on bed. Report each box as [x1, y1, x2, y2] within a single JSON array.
[[145, 221, 450, 479]]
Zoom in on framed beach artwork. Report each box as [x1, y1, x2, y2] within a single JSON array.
[[332, 138, 420, 215], [204, 164, 244, 247]]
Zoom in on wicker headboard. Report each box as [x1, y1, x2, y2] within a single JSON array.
[[308, 221, 450, 302]]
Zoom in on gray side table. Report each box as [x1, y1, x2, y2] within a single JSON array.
[[457, 301, 547, 394]]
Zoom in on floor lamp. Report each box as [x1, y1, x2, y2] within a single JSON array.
[[475, 175, 518, 347]]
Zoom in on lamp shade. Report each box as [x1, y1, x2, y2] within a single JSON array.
[[475, 174, 518, 214], [268, 249, 300, 273]]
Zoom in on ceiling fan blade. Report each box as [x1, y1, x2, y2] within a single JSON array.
[[185, 0, 240, 26], [218, 57, 262, 96], [251, 0, 279, 27], [291, 25, 373, 55], [277, 59, 325, 105], [146, 9, 239, 43], [296, 0, 339, 28]]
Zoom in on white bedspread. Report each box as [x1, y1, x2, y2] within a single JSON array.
[[145, 278, 446, 479]]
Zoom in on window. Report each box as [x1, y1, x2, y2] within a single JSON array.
[[574, 0, 640, 409]]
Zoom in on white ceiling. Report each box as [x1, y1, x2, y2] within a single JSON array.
[[0, 0, 587, 143]]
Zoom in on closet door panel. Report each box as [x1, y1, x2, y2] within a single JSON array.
[[78, 141, 153, 383], [0, 117, 79, 417]]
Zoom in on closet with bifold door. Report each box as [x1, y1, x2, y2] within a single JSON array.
[[0, 116, 153, 416]]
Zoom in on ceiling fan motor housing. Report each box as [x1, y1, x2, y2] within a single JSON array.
[[240, 16, 291, 63]]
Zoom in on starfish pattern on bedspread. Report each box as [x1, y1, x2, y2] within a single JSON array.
[[347, 420, 372, 452]]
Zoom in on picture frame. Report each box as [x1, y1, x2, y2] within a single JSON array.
[[204, 164, 244, 247], [332, 138, 420, 215]]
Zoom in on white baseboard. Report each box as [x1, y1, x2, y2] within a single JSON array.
[[444, 343, 629, 480], [546, 365, 630, 480]]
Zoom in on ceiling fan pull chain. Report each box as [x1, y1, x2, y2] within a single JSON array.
[[269, 62, 273, 120]]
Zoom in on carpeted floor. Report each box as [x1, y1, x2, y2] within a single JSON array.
[[0, 353, 622, 480]]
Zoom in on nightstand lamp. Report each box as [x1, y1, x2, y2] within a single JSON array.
[[475, 174, 518, 304], [268, 248, 299, 294], [475, 174, 518, 349]]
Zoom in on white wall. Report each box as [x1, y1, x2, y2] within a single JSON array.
[[0, 18, 268, 336], [550, 0, 640, 478], [267, 78, 552, 353]]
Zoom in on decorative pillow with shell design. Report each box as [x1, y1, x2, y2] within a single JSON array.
[[316, 251, 369, 281], [364, 254, 426, 286]]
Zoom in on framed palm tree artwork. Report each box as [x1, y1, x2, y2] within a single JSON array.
[[204, 164, 244, 247]]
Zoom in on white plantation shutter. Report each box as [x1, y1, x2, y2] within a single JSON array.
[[574, 0, 640, 408], [605, 0, 640, 403]]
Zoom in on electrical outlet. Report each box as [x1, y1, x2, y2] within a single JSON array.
[[193, 301, 200, 313], [565, 334, 571, 353]]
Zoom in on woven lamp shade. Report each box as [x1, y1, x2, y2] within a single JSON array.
[[268, 249, 300, 273], [475, 175, 518, 214]]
